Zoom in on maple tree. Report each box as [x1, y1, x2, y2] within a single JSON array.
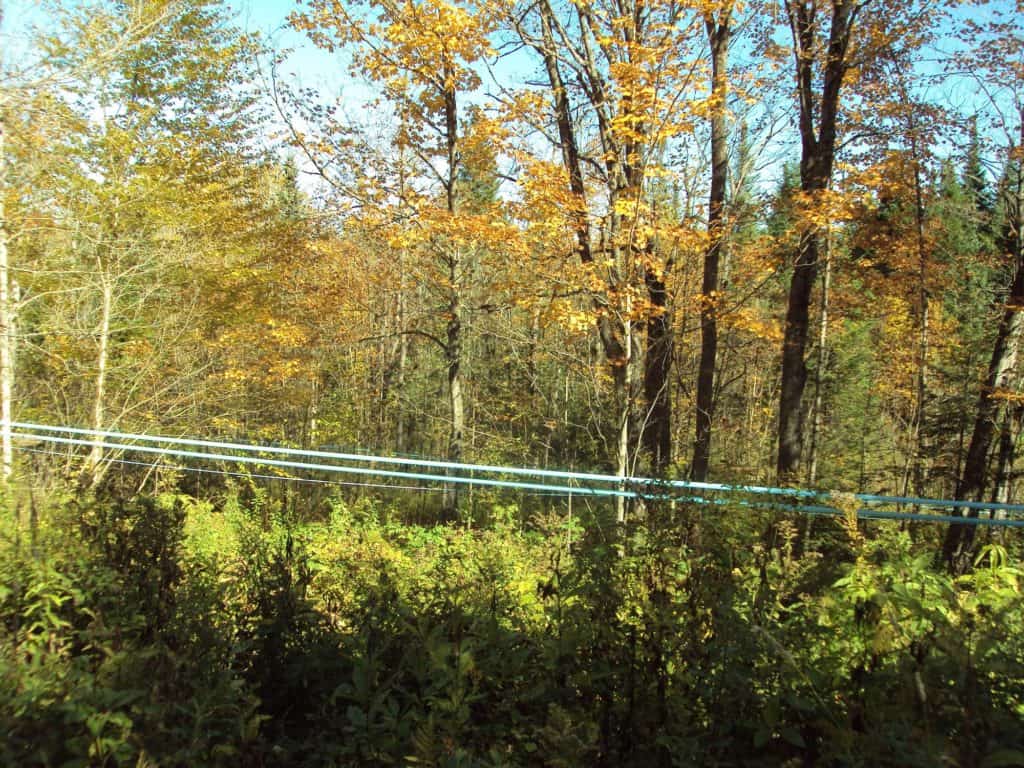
[[507, 0, 713, 518], [774, 0, 862, 484], [772, 0, 941, 483], [692, 1, 734, 482], [292, 0, 516, 515]]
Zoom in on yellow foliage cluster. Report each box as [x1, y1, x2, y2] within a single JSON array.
[[724, 306, 784, 344], [790, 188, 859, 231], [873, 294, 917, 404]]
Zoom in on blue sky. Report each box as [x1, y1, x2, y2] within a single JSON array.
[[3, 0, 1019, 185], [236, 0, 350, 92], [0, 1, 344, 90]]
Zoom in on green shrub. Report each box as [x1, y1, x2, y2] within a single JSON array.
[[2, 491, 1022, 766]]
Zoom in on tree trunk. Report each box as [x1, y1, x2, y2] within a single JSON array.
[[942, 260, 1024, 571], [616, 366, 630, 525], [442, 77, 465, 519], [990, 402, 1022, 509], [83, 276, 113, 489], [776, 0, 857, 483], [778, 228, 819, 480], [911, 130, 930, 500], [643, 265, 672, 476], [807, 244, 830, 486], [692, 10, 731, 481], [394, 155, 409, 455], [305, 375, 319, 450], [376, 317, 389, 450], [395, 281, 408, 454], [0, 112, 13, 486], [944, 116, 1024, 572], [379, 250, 407, 453], [616, 292, 640, 524], [444, 261, 465, 517]]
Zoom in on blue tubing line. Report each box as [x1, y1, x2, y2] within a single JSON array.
[[849, 491, 1024, 513], [627, 478, 1024, 514], [667, 494, 1024, 528], [10, 421, 1024, 519], [16, 432, 1023, 526], [14, 421, 1024, 518], [10, 421, 635, 485], [11, 432, 633, 499]]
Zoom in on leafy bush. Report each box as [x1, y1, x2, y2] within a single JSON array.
[[0, 495, 262, 767], [1, 491, 1022, 766]]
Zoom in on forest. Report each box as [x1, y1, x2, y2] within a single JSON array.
[[1, 0, 1023, 765]]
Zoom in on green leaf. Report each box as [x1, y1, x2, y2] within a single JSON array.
[[753, 727, 770, 749], [779, 726, 806, 748], [981, 749, 1024, 767], [347, 705, 366, 728]]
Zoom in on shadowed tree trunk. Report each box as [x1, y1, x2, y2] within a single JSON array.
[[692, 7, 731, 481], [991, 401, 1023, 509], [82, 276, 113, 489], [644, 264, 672, 475], [942, 261, 1024, 571], [944, 118, 1024, 571], [777, 0, 861, 483], [806, 246, 830, 486]]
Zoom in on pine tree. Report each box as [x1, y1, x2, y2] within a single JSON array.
[[964, 116, 995, 219]]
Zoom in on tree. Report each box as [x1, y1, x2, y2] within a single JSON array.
[[507, 0, 709, 518], [774, 0, 861, 483], [965, 116, 995, 218], [692, 2, 733, 482], [942, 7, 1024, 572], [773, 0, 937, 482], [292, 0, 505, 517], [16, 0, 263, 488]]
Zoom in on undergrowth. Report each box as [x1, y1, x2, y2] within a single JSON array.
[[1, 490, 1022, 766]]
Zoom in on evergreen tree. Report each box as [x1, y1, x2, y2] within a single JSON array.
[[456, 111, 500, 214], [730, 118, 759, 241], [926, 160, 997, 493], [766, 162, 800, 242], [994, 153, 1023, 261], [275, 156, 306, 225], [964, 117, 995, 219]]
